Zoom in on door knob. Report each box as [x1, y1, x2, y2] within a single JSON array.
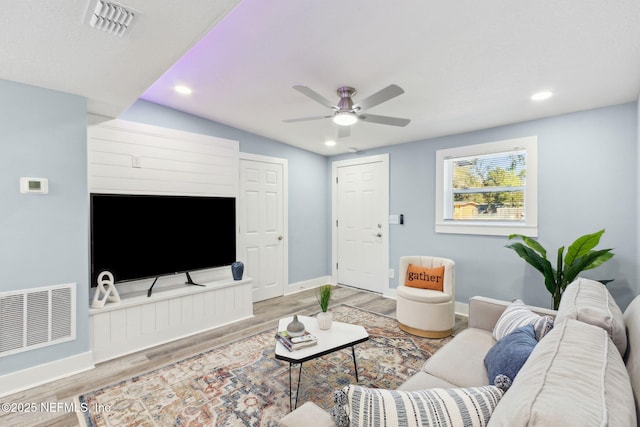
[[278, 236, 283, 240], [375, 233, 382, 238]]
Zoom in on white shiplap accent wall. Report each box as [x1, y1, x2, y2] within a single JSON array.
[[86, 119, 251, 363], [88, 119, 239, 197]]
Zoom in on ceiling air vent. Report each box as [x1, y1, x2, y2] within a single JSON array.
[[85, 0, 137, 37]]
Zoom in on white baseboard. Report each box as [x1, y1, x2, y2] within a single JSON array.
[[383, 287, 397, 299], [455, 301, 469, 317], [284, 276, 332, 294], [0, 351, 94, 398]]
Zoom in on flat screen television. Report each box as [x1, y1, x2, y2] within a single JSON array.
[[90, 193, 236, 289]]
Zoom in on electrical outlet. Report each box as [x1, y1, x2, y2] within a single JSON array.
[[389, 268, 395, 279]]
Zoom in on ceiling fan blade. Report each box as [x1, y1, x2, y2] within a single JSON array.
[[353, 84, 404, 111], [359, 113, 411, 127], [283, 115, 331, 123], [338, 126, 351, 138], [293, 85, 337, 109]]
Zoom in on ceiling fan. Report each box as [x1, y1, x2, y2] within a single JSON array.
[[284, 84, 411, 137]]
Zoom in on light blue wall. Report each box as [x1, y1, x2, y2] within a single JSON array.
[[331, 103, 638, 309], [0, 80, 89, 375], [122, 100, 638, 309], [0, 80, 636, 381], [120, 100, 330, 283]]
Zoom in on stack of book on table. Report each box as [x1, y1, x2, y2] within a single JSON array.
[[275, 330, 318, 351]]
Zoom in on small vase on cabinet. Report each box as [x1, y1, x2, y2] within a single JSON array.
[[231, 261, 244, 280]]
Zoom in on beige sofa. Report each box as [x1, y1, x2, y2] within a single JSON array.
[[280, 278, 639, 426]]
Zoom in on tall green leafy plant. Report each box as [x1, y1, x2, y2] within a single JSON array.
[[505, 229, 614, 309]]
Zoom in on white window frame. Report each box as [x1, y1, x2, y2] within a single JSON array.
[[435, 136, 538, 237]]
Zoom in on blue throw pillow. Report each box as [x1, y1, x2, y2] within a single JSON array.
[[484, 324, 537, 392]]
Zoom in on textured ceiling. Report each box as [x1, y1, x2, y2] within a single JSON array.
[[3, 1, 640, 155], [0, 0, 241, 118]]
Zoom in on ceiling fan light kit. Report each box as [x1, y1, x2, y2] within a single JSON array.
[[333, 111, 358, 126], [284, 84, 411, 134]]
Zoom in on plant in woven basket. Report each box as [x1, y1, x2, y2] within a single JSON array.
[[505, 229, 614, 309]]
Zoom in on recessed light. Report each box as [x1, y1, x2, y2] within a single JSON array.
[[531, 91, 553, 101], [174, 85, 192, 95], [325, 140, 337, 147]]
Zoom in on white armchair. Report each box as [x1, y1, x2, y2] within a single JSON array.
[[396, 256, 455, 338]]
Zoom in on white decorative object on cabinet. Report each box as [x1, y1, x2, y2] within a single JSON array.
[[91, 271, 120, 309]]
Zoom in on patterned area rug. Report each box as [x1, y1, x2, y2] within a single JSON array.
[[78, 305, 451, 427]]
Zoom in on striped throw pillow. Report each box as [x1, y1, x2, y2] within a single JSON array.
[[492, 299, 554, 341], [331, 385, 504, 427]]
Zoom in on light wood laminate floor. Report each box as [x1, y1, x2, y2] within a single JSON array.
[[0, 286, 467, 427]]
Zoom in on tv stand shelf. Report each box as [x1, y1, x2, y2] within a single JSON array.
[[89, 278, 253, 363]]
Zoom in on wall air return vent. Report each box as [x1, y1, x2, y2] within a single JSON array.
[[0, 283, 76, 358], [85, 0, 137, 37]]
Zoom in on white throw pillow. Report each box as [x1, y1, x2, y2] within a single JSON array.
[[556, 278, 627, 356], [493, 299, 554, 341], [331, 385, 503, 427]]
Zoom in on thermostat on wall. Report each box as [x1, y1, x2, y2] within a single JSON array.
[[20, 177, 48, 194]]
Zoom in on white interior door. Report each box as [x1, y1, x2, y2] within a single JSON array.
[[333, 154, 389, 294], [239, 154, 288, 302]]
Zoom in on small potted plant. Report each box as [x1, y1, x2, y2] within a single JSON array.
[[316, 284, 334, 330]]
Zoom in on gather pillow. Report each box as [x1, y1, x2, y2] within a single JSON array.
[[484, 324, 537, 392], [492, 299, 554, 341], [331, 384, 504, 427], [405, 264, 445, 291]]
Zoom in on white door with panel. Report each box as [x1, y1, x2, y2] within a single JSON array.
[[333, 154, 389, 294], [239, 155, 287, 302]]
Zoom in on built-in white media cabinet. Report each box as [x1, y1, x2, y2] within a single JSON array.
[[89, 276, 252, 363]]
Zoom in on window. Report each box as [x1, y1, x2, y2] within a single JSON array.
[[435, 136, 538, 236]]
